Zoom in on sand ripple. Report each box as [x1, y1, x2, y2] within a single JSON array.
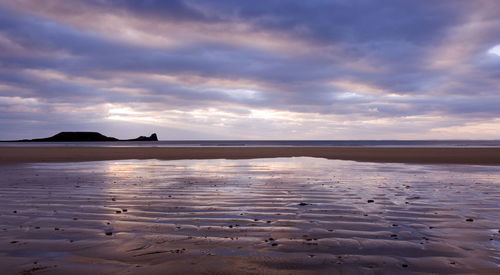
[[0, 158, 499, 274]]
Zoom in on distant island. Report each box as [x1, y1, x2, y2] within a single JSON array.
[[6, 132, 158, 142]]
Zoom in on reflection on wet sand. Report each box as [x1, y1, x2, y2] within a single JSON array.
[[0, 157, 499, 274]]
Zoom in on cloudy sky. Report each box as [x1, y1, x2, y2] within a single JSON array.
[[1, 0, 500, 140]]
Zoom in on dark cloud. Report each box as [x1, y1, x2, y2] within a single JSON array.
[[195, 0, 466, 42]]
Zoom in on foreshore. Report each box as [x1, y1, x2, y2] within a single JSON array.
[[1, 157, 499, 273], [1, 146, 500, 165]]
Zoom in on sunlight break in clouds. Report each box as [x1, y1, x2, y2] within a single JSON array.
[[489, 45, 500, 56]]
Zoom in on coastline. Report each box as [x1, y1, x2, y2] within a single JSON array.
[[1, 146, 500, 165]]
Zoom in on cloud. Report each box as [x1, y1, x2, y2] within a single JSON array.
[[0, 0, 499, 139]]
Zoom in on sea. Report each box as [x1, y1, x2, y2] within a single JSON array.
[[1, 140, 500, 147]]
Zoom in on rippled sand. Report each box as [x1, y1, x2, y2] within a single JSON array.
[[1, 157, 499, 274]]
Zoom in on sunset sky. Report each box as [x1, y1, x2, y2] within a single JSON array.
[[1, 0, 500, 140]]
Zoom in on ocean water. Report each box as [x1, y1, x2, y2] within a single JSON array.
[[1, 140, 500, 147]]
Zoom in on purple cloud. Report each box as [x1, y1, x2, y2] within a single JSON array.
[[0, 0, 500, 139]]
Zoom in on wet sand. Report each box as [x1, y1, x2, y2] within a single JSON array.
[[1, 146, 500, 165], [0, 158, 499, 274]]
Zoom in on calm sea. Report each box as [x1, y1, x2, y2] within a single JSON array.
[[1, 140, 500, 147]]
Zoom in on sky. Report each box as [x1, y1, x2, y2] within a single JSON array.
[[1, 0, 500, 140]]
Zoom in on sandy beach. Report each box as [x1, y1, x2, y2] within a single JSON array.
[[0, 157, 499, 274], [1, 146, 500, 165], [3, 0, 500, 273]]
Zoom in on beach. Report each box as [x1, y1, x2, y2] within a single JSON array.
[[1, 146, 500, 165], [3, 0, 499, 273], [1, 148, 500, 274]]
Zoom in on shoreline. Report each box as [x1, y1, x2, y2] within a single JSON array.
[[1, 146, 500, 165]]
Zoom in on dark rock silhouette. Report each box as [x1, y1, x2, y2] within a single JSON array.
[[27, 132, 119, 142], [12, 132, 158, 142], [126, 133, 158, 142]]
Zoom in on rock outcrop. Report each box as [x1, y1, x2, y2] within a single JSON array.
[[15, 132, 158, 142], [127, 133, 158, 141]]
